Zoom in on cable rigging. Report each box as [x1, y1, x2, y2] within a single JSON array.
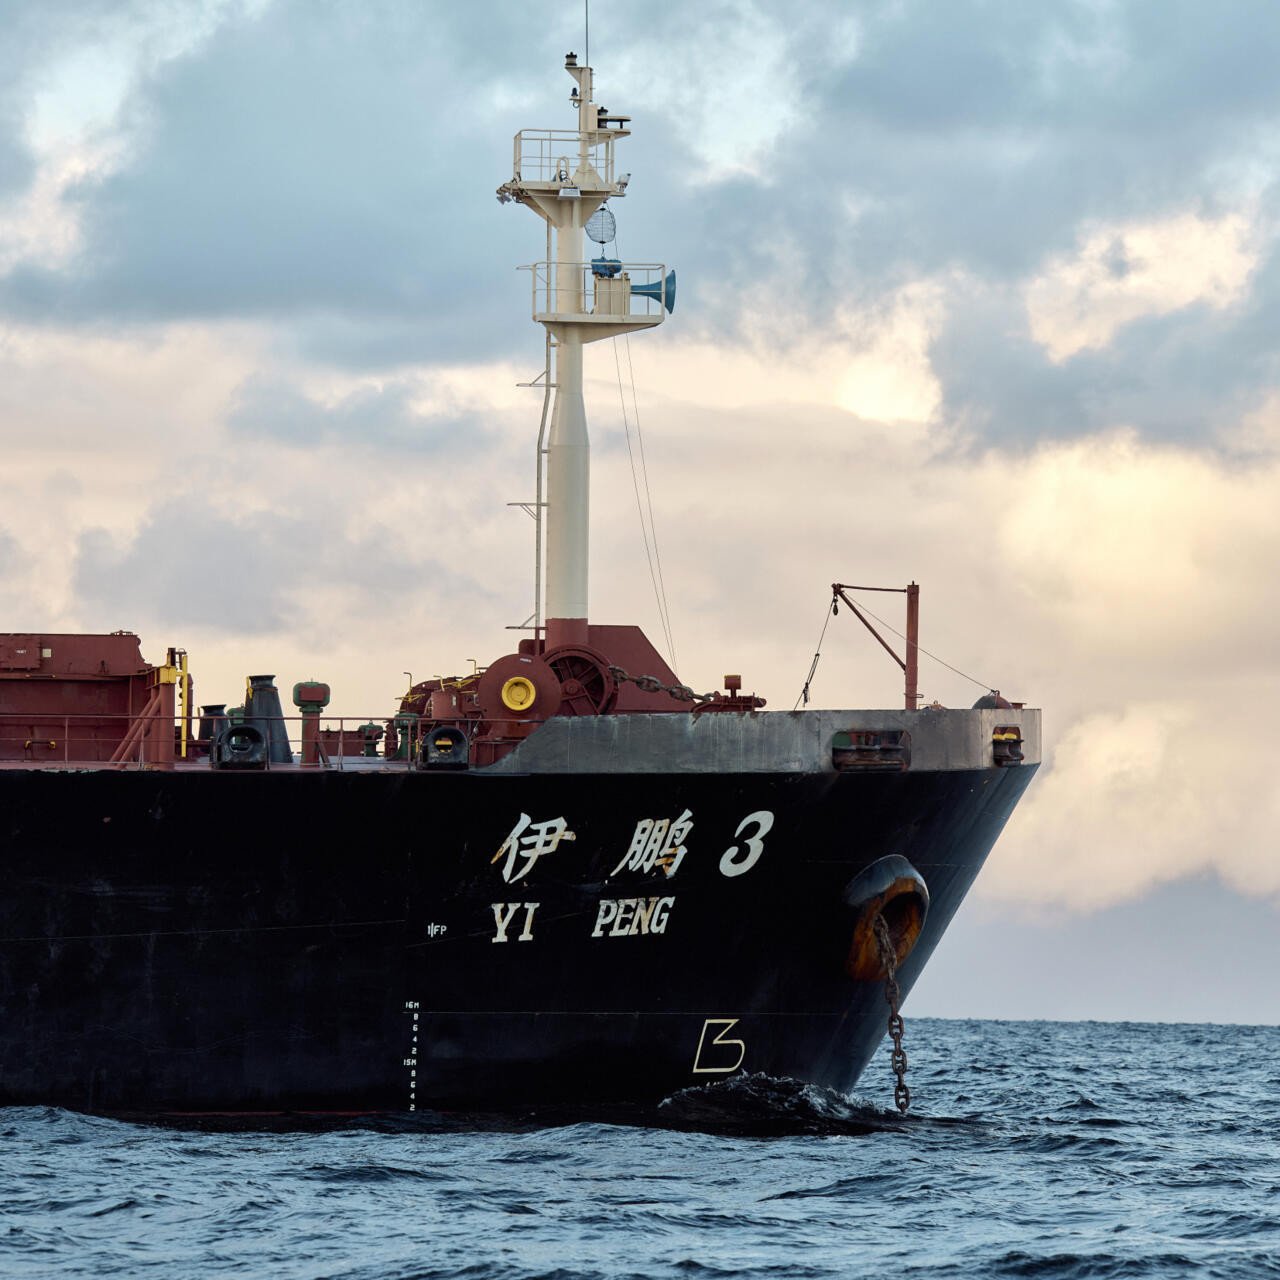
[[604, 224, 678, 672], [796, 584, 999, 709]]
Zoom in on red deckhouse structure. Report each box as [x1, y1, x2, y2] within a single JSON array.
[[0, 632, 188, 768]]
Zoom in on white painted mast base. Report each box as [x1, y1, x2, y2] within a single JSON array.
[[544, 331, 589, 647]]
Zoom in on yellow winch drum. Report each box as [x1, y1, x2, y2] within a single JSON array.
[[500, 676, 537, 712]]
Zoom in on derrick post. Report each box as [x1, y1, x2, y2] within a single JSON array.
[[146, 654, 178, 768], [905, 582, 920, 711]]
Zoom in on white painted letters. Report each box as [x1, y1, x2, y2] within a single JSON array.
[[718, 810, 775, 878], [592, 898, 618, 936], [651, 896, 673, 933], [492, 813, 576, 883], [491, 901, 541, 942], [613, 898, 637, 935], [517, 901, 538, 941], [591, 895, 676, 938], [610, 808, 693, 878]]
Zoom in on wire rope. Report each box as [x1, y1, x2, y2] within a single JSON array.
[[797, 587, 998, 707], [612, 336, 674, 665], [607, 227, 678, 671], [841, 590, 994, 693], [793, 595, 835, 710], [621, 330, 677, 672]]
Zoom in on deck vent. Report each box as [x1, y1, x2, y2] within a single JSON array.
[[832, 729, 911, 773]]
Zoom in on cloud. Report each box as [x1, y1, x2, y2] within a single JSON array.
[[6, 1, 1280, 451], [655, 3, 1280, 445], [985, 699, 1280, 912], [0, 141, 116, 274], [0, 106, 34, 202], [835, 281, 944, 422], [993, 431, 1280, 673], [72, 500, 436, 634], [605, 0, 860, 182], [1026, 211, 1259, 361], [798, 0, 1280, 278], [226, 373, 497, 453], [0, 525, 28, 617], [0, 0, 561, 362]]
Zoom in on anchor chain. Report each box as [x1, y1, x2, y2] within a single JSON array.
[[607, 665, 766, 708], [607, 665, 711, 704], [872, 912, 911, 1114]]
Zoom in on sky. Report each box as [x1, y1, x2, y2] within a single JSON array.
[[1, 0, 1278, 1023]]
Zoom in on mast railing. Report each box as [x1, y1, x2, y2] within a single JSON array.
[[512, 129, 620, 186], [527, 261, 669, 321]]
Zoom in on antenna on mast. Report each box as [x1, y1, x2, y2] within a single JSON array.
[[585, 0, 589, 71]]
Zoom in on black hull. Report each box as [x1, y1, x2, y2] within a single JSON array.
[[0, 764, 1035, 1115]]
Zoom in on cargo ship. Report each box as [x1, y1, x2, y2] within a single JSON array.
[[0, 53, 1039, 1119]]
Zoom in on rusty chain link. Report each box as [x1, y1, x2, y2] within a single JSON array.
[[872, 912, 911, 1114], [607, 665, 767, 708], [607, 665, 708, 703]]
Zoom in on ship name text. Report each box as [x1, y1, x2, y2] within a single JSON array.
[[610, 809, 693, 879], [591, 895, 675, 938], [493, 814, 576, 883], [490, 808, 776, 886], [718, 810, 775, 878], [491, 901, 541, 943]]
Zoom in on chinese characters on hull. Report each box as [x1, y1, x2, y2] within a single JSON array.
[[610, 810, 693, 878], [488, 806, 776, 944], [491, 813, 577, 884]]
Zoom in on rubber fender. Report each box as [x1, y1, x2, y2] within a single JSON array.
[[843, 854, 930, 980]]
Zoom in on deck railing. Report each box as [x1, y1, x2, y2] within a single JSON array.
[[0, 711, 540, 771]]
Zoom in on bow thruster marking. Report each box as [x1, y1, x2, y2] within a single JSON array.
[[692, 1018, 746, 1075]]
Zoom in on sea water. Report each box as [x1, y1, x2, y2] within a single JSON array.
[[2, 1019, 1277, 1279]]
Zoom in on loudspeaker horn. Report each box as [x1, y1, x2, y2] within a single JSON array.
[[631, 270, 676, 314]]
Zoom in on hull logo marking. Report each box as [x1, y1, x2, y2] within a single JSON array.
[[692, 1018, 746, 1074], [718, 810, 775, 878]]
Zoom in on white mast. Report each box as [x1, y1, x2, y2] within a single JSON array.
[[498, 54, 674, 651]]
